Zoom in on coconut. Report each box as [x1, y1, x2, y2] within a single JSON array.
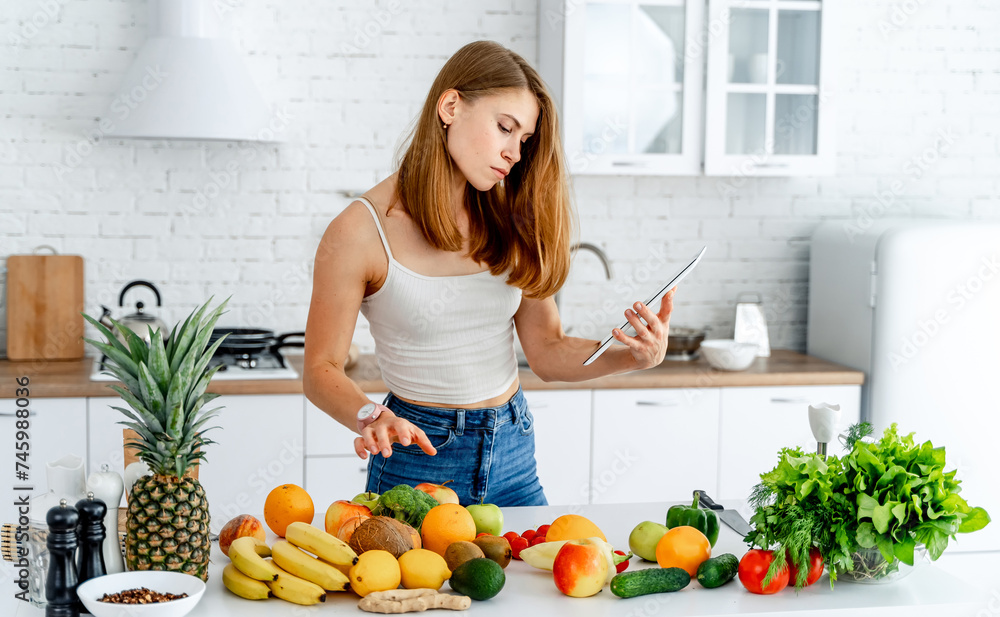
[[348, 516, 419, 558]]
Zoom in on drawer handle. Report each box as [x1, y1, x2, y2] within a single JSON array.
[[636, 400, 679, 407], [359, 467, 367, 473], [0, 410, 36, 417], [770, 397, 811, 404], [530, 402, 549, 409]]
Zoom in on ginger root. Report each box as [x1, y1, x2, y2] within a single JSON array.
[[358, 588, 472, 613]]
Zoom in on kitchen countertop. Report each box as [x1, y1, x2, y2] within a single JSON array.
[[6, 501, 993, 617], [0, 349, 864, 399]]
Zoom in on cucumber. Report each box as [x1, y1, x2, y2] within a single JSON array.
[[696, 553, 739, 589], [610, 567, 690, 598]]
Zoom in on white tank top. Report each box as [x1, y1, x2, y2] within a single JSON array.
[[357, 197, 522, 405]]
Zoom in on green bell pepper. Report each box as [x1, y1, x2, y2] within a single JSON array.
[[665, 492, 719, 547]]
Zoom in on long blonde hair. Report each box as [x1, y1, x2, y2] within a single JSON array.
[[393, 40, 576, 299]]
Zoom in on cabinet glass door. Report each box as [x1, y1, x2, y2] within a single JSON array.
[[546, 0, 705, 175], [704, 0, 835, 176]]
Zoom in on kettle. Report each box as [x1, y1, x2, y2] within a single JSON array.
[[99, 280, 170, 345]]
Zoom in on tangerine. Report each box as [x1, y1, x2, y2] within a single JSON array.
[[655, 525, 712, 576], [263, 484, 314, 537], [420, 504, 476, 556]]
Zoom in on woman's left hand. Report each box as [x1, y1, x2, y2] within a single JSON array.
[[612, 288, 676, 370]]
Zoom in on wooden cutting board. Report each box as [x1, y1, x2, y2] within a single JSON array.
[[6, 254, 85, 361]]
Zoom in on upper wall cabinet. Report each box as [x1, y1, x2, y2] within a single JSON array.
[[539, 0, 705, 175], [703, 0, 837, 176], [538, 0, 836, 177]]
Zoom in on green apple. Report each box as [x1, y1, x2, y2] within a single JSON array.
[[351, 491, 380, 511], [628, 520, 669, 561], [466, 503, 504, 536]]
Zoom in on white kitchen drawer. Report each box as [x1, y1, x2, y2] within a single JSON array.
[[304, 456, 370, 524], [306, 393, 388, 457], [522, 389, 591, 506], [2, 397, 87, 525], [717, 384, 861, 501], [592, 388, 721, 504]]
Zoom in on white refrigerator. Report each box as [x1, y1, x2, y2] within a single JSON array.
[[808, 219, 1000, 552]]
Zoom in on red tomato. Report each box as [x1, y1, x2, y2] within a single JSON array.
[[738, 549, 789, 595], [529, 535, 547, 547], [614, 549, 630, 573], [521, 529, 537, 541], [510, 536, 530, 560], [536, 524, 551, 537], [787, 547, 824, 587], [503, 531, 521, 545]]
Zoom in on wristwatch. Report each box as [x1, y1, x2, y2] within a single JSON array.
[[356, 402, 389, 433]]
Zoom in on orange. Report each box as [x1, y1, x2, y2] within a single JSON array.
[[655, 525, 712, 576], [420, 504, 476, 556], [545, 514, 607, 543], [263, 484, 314, 537]]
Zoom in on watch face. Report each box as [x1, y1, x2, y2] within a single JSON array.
[[358, 402, 377, 420]]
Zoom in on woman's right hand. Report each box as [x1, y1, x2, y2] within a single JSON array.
[[353, 409, 438, 459]]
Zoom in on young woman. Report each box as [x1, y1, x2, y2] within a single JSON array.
[[303, 41, 675, 507]]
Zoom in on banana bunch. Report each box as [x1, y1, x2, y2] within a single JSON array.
[[284, 521, 359, 567], [224, 524, 359, 605], [272, 540, 350, 591], [519, 537, 623, 585]]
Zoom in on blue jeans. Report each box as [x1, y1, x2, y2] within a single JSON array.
[[365, 386, 548, 507]]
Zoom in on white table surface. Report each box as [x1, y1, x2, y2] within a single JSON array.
[[5, 501, 998, 617]]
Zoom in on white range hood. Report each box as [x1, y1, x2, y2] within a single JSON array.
[[103, 0, 280, 142]]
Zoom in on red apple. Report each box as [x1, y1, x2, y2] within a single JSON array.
[[324, 500, 371, 538], [219, 514, 266, 557], [552, 538, 610, 598], [414, 481, 460, 505]]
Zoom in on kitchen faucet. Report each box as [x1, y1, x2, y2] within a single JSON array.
[[556, 242, 614, 335]]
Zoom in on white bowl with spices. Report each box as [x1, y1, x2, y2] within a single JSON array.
[[76, 571, 206, 617]]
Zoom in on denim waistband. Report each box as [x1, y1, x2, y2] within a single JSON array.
[[383, 386, 529, 434]]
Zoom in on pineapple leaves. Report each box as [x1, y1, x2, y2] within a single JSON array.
[[137, 362, 165, 419], [81, 312, 131, 359], [108, 386, 165, 435], [83, 337, 139, 380], [147, 328, 170, 394]]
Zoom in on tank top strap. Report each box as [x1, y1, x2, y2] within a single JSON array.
[[357, 196, 394, 261]]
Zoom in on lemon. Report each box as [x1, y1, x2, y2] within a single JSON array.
[[349, 549, 401, 597], [398, 548, 452, 590]]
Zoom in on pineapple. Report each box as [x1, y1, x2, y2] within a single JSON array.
[[83, 298, 230, 581]]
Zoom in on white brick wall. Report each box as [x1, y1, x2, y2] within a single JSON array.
[[2, 0, 999, 359]]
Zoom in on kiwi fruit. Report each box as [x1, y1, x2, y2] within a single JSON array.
[[473, 535, 512, 569], [444, 541, 485, 571]]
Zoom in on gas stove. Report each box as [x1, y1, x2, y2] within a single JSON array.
[[90, 349, 299, 382]]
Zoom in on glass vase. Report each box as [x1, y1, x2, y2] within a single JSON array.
[[836, 544, 928, 584]]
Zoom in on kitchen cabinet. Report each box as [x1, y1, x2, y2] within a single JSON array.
[[539, 0, 835, 176], [522, 389, 591, 506], [304, 457, 370, 522], [197, 394, 304, 534], [540, 0, 705, 175], [717, 384, 861, 500], [90, 394, 305, 534], [305, 393, 388, 457], [2, 397, 87, 526], [591, 388, 721, 504], [704, 0, 837, 176], [303, 393, 386, 516]]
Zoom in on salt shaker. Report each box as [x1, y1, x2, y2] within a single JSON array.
[[45, 498, 80, 617], [86, 466, 125, 574], [75, 493, 107, 613]]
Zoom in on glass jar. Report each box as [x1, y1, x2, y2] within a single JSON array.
[[836, 544, 928, 584]]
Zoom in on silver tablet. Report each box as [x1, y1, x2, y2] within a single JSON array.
[[583, 246, 707, 366]]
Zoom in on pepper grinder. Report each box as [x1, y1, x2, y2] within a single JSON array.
[[75, 492, 107, 613], [45, 498, 80, 617]]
